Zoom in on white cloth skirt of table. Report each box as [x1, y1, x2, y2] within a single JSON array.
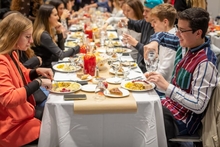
[[38, 89, 167, 147]]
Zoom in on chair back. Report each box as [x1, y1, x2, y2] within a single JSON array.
[[201, 82, 220, 147]]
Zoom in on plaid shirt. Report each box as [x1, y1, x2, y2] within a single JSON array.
[[150, 32, 218, 134]]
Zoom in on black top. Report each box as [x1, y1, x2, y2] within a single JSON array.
[[128, 19, 154, 73], [19, 51, 41, 69], [174, 0, 190, 12], [32, 31, 80, 68]]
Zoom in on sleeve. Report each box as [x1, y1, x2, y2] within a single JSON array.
[[106, 17, 124, 25], [156, 47, 176, 81], [165, 61, 218, 114], [127, 19, 143, 33], [0, 61, 39, 108], [22, 56, 40, 69], [40, 32, 80, 60], [150, 32, 180, 51], [57, 33, 65, 50]]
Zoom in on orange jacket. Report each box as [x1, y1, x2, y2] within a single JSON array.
[[0, 52, 41, 147]]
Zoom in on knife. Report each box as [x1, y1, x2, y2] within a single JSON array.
[[53, 80, 88, 85]]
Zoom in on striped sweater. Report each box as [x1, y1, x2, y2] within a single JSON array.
[[150, 32, 218, 134]]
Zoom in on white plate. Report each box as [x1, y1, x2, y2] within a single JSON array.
[[76, 75, 93, 81], [109, 68, 123, 75], [122, 61, 137, 69], [65, 41, 78, 48], [107, 31, 118, 39], [106, 25, 116, 31], [106, 77, 123, 84], [121, 80, 155, 92], [69, 25, 82, 31], [114, 48, 132, 53], [69, 32, 83, 39], [104, 88, 129, 98], [81, 84, 97, 92], [50, 81, 81, 94], [53, 63, 81, 73]]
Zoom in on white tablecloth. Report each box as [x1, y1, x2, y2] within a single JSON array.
[[38, 55, 167, 147], [38, 90, 167, 147]]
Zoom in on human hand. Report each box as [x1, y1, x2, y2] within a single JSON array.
[[61, 9, 70, 20], [123, 34, 138, 46], [55, 22, 63, 33], [118, 18, 128, 28], [37, 56, 42, 66], [41, 79, 52, 90], [36, 68, 54, 80], [144, 42, 159, 60], [144, 72, 169, 91]]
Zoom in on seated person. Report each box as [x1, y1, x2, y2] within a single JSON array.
[[32, 4, 80, 68], [83, 0, 114, 13], [145, 3, 177, 82], [144, 7, 218, 146], [0, 12, 53, 146], [119, 0, 163, 72]]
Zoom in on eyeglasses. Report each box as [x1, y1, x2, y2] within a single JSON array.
[[175, 25, 193, 33]]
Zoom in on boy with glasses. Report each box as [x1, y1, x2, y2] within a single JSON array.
[[145, 7, 218, 146]]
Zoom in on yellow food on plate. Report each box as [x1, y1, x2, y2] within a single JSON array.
[[52, 82, 80, 92], [125, 82, 152, 90], [56, 63, 78, 72], [66, 41, 77, 47], [70, 32, 82, 38], [108, 33, 116, 39]]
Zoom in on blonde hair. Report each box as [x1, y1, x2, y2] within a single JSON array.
[[0, 13, 32, 55], [186, 0, 207, 10], [151, 3, 177, 28], [33, 4, 56, 45]]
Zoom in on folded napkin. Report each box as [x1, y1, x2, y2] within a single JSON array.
[[127, 71, 143, 80]]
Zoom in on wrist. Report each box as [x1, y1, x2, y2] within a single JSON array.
[[35, 78, 42, 86]]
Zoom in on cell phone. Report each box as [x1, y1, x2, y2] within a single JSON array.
[[64, 94, 87, 100], [122, 53, 130, 56]]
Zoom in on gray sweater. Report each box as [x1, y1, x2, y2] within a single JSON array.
[[128, 19, 154, 72]]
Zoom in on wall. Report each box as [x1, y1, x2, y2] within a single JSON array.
[[207, 0, 220, 18]]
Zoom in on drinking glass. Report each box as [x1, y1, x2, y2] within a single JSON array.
[[111, 62, 120, 78], [144, 48, 158, 72], [94, 79, 106, 101], [123, 65, 131, 80]]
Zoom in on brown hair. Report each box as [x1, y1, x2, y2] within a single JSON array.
[[126, 0, 144, 20], [150, 3, 177, 28], [33, 4, 56, 45]]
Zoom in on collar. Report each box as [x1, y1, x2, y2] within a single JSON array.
[[189, 37, 210, 53]]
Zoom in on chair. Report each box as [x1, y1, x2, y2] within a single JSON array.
[[169, 82, 220, 147]]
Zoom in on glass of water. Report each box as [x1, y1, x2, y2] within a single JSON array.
[[144, 48, 158, 72]]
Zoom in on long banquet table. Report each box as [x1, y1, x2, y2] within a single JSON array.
[[38, 25, 167, 146]]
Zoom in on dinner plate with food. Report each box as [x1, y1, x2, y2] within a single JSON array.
[[104, 87, 129, 98], [50, 81, 81, 94], [121, 61, 137, 69], [69, 32, 83, 39], [114, 48, 132, 53], [109, 66, 124, 75], [107, 31, 118, 39], [76, 73, 92, 81], [53, 63, 81, 72], [121, 80, 155, 92], [65, 41, 78, 48]]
